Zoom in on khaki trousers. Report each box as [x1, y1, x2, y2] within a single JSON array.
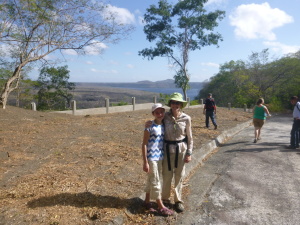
[[144, 160, 162, 200], [162, 152, 186, 203]]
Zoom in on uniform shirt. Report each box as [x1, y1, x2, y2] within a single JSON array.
[[145, 121, 164, 161], [164, 111, 193, 155], [293, 102, 300, 119]]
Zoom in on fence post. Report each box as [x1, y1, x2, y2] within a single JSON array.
[[71, 100, 76, 115], [200, 99, 203, 104], [105, 98, 109, 114], [153, 96, 157, 104], [132, 97, 136, 111], [250, 104, 254, 113], [187, 97, 190, 108], [228, 103, 231, 110], [31, 102, 36, 111], [244, 104, 247, 112]]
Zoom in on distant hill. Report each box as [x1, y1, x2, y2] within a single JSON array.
[[74, 79, 204, 89]]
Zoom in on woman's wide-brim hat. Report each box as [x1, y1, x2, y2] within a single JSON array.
[[168, 92, 187, 108]]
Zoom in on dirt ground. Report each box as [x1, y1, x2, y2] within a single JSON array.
[[0, 105, 252, 225]]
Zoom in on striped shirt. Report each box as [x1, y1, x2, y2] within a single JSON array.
[[145, 121, 164, 161]]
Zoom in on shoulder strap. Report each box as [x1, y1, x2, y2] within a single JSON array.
[[296, 102, 300, 111]]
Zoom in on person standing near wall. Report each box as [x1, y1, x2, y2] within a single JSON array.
[[203, 93, 217, 129], [287, 96, 300, 149]]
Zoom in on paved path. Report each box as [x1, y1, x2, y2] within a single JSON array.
[[177, 114, 300, 225]]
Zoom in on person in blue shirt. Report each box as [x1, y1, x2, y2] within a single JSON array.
[[142, 103, 174, 216]]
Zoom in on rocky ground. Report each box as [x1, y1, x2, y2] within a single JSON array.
[[0, 105, 252, 225]]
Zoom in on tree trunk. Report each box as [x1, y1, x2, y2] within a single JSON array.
[[0, 67, 22, 109]]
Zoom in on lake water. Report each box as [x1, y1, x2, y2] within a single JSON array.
[[120, 87, 200, 100]]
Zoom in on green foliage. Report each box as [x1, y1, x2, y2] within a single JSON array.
[[190, 100, 199, 106], [0, 68, 11, 89], [267, 97, 285, 112], [158, 93, 171, 106], [174, 69, 190, 99], [35, 66, 75, 111], [112, 101, 128, 106], [198, 49, 300, 110], [139, 0, 225, 99]]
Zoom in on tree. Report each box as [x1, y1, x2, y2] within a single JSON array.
[[139, 0, 225, 100], [198, 49, 300, 110], [0, 0, 134, 109], [35, 66, 75, 110]]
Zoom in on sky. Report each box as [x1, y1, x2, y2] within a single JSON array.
[[30, 0, 300, 83]]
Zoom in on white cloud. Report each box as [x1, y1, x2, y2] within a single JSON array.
[[103, 4, 135, 25], [63, 49, 78, 56], [127, 64, 134, 69], [0, 44, 13, 55], [86, 61, 93, 65], [200, 62, 220, 68], [263, 41, 300, 55], [229, 3, 293, 41], [84, 41, 108, 55], [91, 68, 118, 74], [206, 0, 227, 6]]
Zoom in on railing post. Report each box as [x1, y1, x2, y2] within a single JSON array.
[[200, 99, 203, 104], [31, 102, 36, 111], [228, 103, 231, 110], [71, 100, 76, 115], [187, 97, 190, 108], [244, 104, 247, 112], [105, 98, 109, 114], [132, 97, 136, 111], [153, 96, 157, 104]]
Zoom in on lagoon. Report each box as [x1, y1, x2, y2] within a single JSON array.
[[117, 87, 200, 100]]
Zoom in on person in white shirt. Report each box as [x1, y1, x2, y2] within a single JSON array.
[[288, 96, 300, 149]]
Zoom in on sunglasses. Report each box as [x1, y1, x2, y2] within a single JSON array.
[[170, 101, 181, 105]]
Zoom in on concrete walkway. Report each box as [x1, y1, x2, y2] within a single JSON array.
[[176, 114, 300, 225]]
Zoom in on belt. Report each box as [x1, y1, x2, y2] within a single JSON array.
[[165, 137, 187, 171]]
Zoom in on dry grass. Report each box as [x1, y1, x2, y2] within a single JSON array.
[[0, 105, 252, 224]]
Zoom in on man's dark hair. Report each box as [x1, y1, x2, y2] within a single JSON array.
[[290, 96, 298, 101]]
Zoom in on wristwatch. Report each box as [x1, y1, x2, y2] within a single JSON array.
[[186, 152, 192, 156]]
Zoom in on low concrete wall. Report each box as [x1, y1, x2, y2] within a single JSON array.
[[53, 102, 203, 116]]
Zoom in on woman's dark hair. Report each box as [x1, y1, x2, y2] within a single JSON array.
[[256, 98, 264, 105]]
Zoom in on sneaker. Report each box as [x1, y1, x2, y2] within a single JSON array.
[[174, 202, 184, 213], [286, 145, 296, 149], [158, 207, 174, 216], [253, 139, 257, 143], [214, 125, 218, 130], [257, 137, 261, 140]]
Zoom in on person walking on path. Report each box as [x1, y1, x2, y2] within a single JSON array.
[[203, 93, 217, 129], [287, 96, 300, 149], [142, 103, 174, 216], [252, 98, 271, 143], [162, 92, 193, 213]]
